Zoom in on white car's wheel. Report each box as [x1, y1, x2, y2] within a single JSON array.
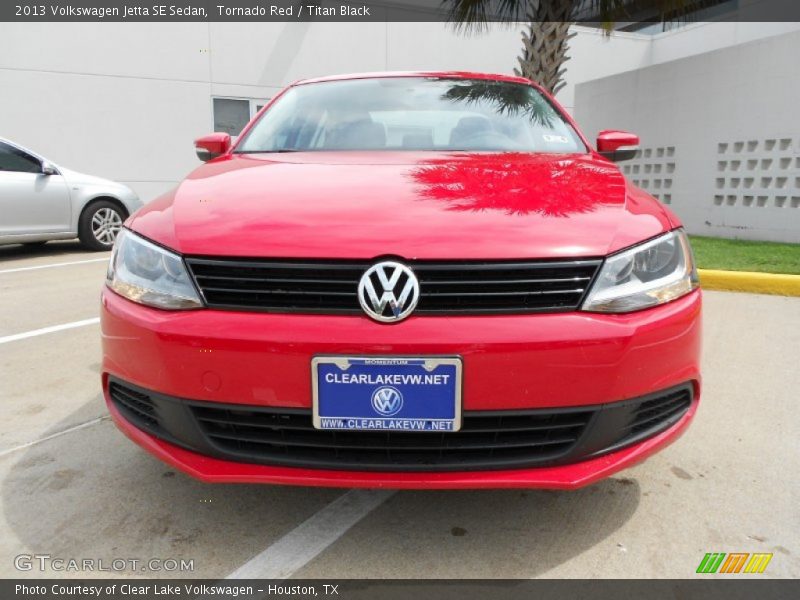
[[78, 200, 125, 251]]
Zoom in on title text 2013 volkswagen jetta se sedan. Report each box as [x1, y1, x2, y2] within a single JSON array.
[[101, 72, 701, 489]]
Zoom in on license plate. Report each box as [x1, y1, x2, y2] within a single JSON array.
[[312, 356, 462, 432]]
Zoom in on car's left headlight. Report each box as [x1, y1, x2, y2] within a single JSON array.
[[106, 229, 203, 310], [582, 229, 699, 313]]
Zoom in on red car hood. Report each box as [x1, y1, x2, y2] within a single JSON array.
[[131, 152, 673, 259]]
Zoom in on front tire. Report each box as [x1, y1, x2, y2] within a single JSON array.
[[78, 200, 125, 251]]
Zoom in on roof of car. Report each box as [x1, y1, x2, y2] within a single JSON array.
[[293, 71, 535, 86]]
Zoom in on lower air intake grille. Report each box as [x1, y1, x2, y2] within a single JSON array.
[[191, 407, 593, 471], [615, 387, 692, 447], [108, 381, 160, 432], [107, 377, 695, 473]]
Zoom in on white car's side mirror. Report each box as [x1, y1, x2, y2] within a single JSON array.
[[41, 161, 58, 175]]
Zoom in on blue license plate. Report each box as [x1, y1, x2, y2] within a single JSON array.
[[312, 356, 462, 432]]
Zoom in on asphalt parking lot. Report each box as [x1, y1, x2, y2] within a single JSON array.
[[1, 241, 798, 580]]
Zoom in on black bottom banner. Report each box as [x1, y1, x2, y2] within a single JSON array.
[[3, 579, 799, 600]]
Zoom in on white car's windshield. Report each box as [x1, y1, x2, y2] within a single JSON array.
[[235, 77, 587, 154]]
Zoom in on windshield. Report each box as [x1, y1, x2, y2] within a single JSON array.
[[235, 77, 587, 154]]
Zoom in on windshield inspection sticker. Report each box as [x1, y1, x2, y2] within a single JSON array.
[[542, 134, 570, 143]]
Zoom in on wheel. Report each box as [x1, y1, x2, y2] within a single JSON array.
[[78, 200, 125, 251]]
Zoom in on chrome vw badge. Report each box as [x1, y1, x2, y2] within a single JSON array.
[[358, 261, 420, 323]]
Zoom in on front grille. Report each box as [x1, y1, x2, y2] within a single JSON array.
[[191, 406, 593, 471], [185, 257, 601, 315], [107, 378, 695, 473]]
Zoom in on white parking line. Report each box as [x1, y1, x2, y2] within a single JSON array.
[[0, 416, 109, 459], [0, 317, 100, 344], [226, 489, 395, 579], [0, 257, 108, 274]]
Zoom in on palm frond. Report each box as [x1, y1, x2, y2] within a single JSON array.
[[444, 0, 725, 31], [441, 80, 555, 127], [443, 0, 530, 33], [443, 0, 721, 92], [579, 0, 729, 33]]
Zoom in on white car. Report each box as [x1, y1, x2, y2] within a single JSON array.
[[0, 138, 142, 250]]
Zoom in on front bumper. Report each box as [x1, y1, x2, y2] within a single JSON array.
[[101, 287, 701, 489]]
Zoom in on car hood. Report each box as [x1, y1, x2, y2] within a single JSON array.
[[130, 152, 674, 259]]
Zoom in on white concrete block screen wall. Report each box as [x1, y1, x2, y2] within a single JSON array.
[[575, 26, 800, 243]]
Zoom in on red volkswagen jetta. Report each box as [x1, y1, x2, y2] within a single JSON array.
[[101, 72, 701, 489]]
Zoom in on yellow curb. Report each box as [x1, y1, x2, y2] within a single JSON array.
[[698, 269, 800, 297]]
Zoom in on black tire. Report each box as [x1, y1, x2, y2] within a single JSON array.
[[78, 200, 126, 251]]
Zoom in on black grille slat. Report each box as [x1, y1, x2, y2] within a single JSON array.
[[195, 415, 314, 431], [214, 444, 569, 468], [195, 275, 359, 285], [411, 260, 599, 272], [418, 289, 586, 297], [417, 277, 591, 285], [186, 257, 601, 314], [200, 287, 355, 296], [634, 397, 687, 422], [629, 403, 688, 435], [116, 398, 156, 424], [200, 427, 581, 452], [114, 388, 155, 415]]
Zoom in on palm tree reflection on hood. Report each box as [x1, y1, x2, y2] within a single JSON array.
[[440, 79, 555, 128], [410, 153, 623, 218]]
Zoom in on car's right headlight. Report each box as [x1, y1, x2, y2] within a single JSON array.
[[106, 229, 203, 310], [581, 229, 699, 313]]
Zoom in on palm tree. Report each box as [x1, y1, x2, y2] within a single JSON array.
[[444, 0, 716, 95]]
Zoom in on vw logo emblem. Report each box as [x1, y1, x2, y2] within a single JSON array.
[[358, 261, 420, 323], [371, 386, 404, 416]]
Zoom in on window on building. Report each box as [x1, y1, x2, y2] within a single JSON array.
[[212, 97, 270, 136]]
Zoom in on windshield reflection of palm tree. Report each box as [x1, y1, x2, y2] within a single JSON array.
[[441, 79, 555, 128], [410, 153, 619, 217]]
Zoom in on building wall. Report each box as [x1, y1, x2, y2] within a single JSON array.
[[575, 28, 800, 243], [646, 21, 800, 65]]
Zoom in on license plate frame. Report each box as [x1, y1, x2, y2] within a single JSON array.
[[312, 356, 463, 432]]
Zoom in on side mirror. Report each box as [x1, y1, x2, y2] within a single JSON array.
[[194, 133, 231, 162], [597, 130, 640, 162], [41, 161, 58, 175]]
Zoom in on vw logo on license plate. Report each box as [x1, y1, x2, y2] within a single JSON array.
[[371, 386, 404, 416]]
